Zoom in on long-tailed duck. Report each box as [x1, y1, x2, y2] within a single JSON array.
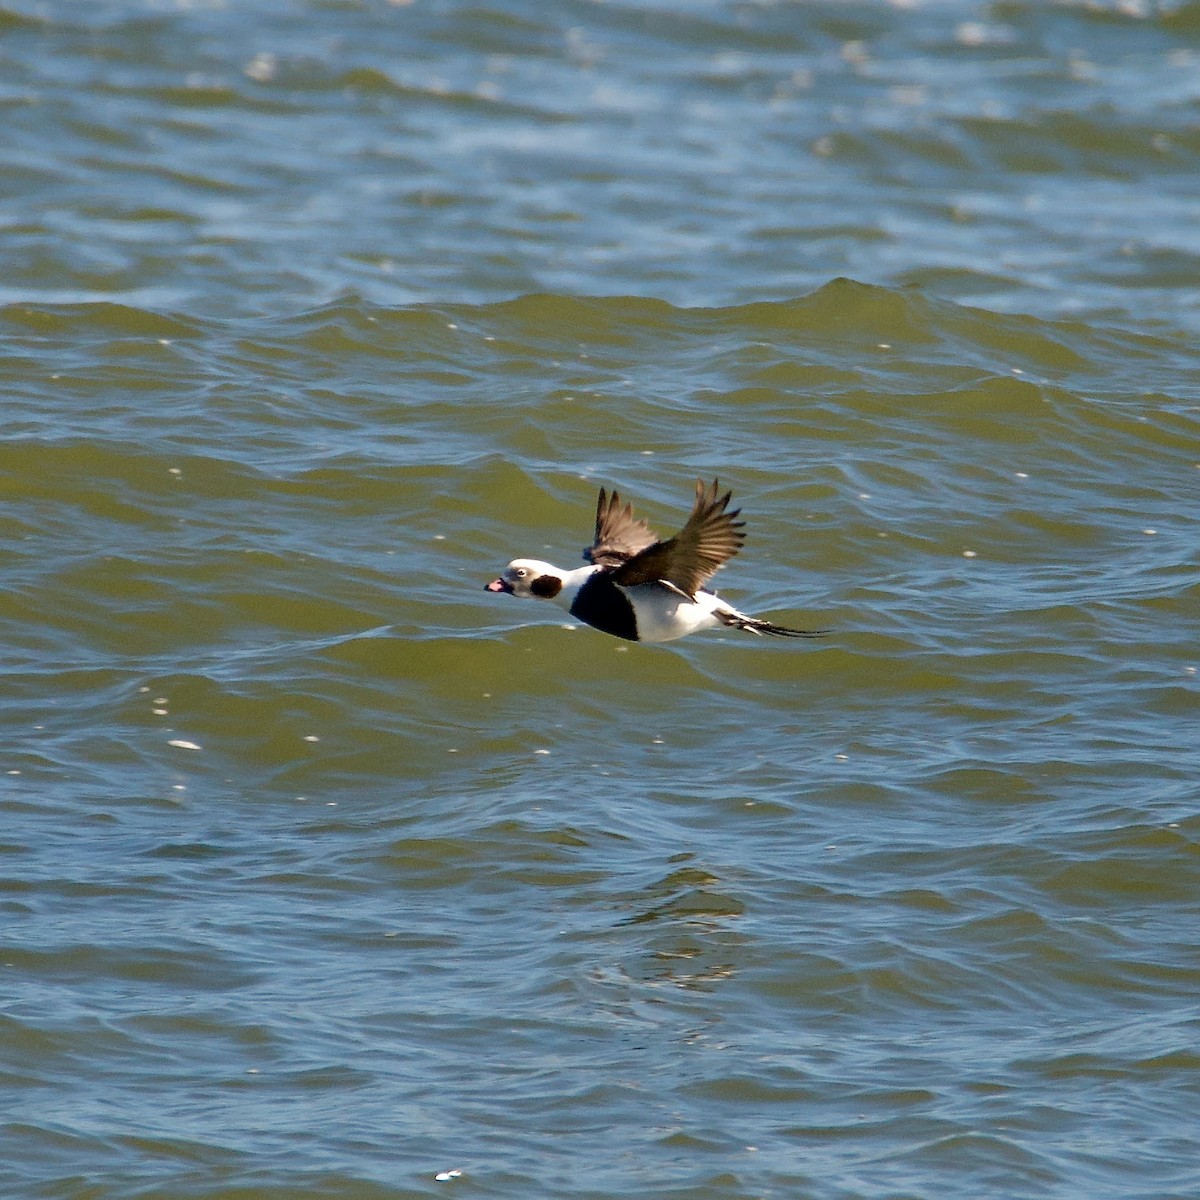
[[485, 478, 825, 643]]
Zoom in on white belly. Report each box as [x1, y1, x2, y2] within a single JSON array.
[[626, 585, 726, 643]]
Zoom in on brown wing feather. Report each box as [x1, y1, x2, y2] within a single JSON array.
[[584, 487, 660, 567], [612, 478, 745, 596]]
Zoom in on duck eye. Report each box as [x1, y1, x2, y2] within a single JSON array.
[[515, 568, 527, 578]]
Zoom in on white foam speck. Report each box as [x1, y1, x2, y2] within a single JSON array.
[[534, 749, 550, 755], [963, 549, 977, 558], [244, 52, 277, 82], [303, 735, 320, 742], [153, 708, 168, 716], [435, 1170, 463, 1182], [1143, 528, 1157, 535], [168, 739, 201, 751]]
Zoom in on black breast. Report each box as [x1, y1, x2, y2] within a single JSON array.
[[569, 572, 639, 641]]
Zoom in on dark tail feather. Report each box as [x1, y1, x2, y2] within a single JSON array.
[[718, 612, 828, 639]]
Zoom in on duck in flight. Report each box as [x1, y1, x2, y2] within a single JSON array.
[[485, 478, 826, 643]]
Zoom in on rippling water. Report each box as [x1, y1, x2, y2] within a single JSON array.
[[3, 3, 1200, 1199]]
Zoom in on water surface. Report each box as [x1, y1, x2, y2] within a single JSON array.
[[2, 3, 1199, 1199]]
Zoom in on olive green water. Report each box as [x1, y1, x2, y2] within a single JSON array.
[[2, 4, 1199, 1199]]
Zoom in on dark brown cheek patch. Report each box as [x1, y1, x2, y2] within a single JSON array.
[[531, 574, 563, 599]]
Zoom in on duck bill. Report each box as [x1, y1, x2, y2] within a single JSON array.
[[485, 577, 514, 594]]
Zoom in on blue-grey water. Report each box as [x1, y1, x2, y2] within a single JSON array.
[[2, 3, 1199, 1199]]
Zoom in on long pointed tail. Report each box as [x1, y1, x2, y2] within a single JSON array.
[[718, 611, 828, 639]]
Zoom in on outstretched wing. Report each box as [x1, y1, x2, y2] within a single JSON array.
[[611, 478, 745, 597], [584, 487, 660, 567]]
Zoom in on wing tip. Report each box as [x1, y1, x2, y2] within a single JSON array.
[[693, 476, 736, 511]]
